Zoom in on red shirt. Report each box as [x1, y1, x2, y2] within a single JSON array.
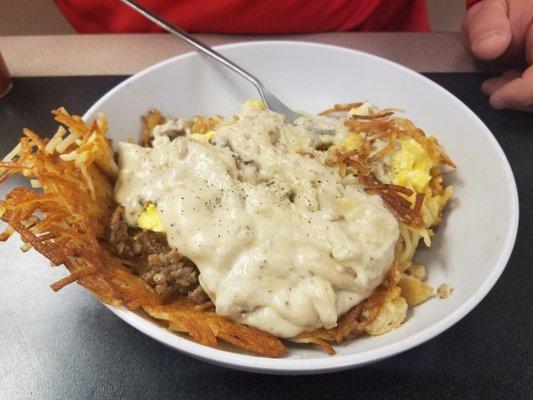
[[55, 0, 431, 34]]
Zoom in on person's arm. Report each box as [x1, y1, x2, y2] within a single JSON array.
[[461, 0, 533, 112]]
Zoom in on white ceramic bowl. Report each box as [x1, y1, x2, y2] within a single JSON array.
[[84, 41, 518, 374]]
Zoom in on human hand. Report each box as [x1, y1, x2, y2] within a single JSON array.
[[462, 0, 533, 112]]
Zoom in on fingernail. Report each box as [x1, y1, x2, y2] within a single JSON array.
[[489, 95, 506, 110], [481, 81, 491, 95], [472, 31, 501, 54]]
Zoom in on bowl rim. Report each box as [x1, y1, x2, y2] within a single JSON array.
[[84, 40, 519, 374]]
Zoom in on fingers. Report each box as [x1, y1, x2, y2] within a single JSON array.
[[502, 69, 523, 80], [470, 1, 533, 112], [481, 77, 510, 95], [481, 70, 522, 95], [483, 66, 533, 112], [462, 0, 512, 60]]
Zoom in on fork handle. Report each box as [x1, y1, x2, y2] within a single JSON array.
[[120, 0, 266, 99]]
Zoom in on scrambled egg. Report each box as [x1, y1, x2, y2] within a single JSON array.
[[137, 203, 164, 232], [190, 130, 216, 142], [339, 102, 371, 152], [338, 133, 363, 152], [347, 102, 372, 117], [243, 99, 266, 111], [343, 101, 434, 196], [391, 138, 433, 192]]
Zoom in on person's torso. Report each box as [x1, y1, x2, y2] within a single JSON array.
[[55, 0, 430, 34]]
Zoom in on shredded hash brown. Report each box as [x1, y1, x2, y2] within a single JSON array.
[[0, 104, 454, 357]]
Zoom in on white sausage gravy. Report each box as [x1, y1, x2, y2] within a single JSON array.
[[115, 106, 399, 337]]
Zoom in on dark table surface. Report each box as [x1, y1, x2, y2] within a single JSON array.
[[0, 74, 531, 399]]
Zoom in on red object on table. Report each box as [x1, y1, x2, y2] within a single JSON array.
[[0, 52, 13, 98], [55, 0, 430, 34]]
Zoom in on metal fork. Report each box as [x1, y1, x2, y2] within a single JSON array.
[[121, 0, 300, 123]]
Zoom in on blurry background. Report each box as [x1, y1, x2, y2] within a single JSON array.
[[0, 0, 464, 35]]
